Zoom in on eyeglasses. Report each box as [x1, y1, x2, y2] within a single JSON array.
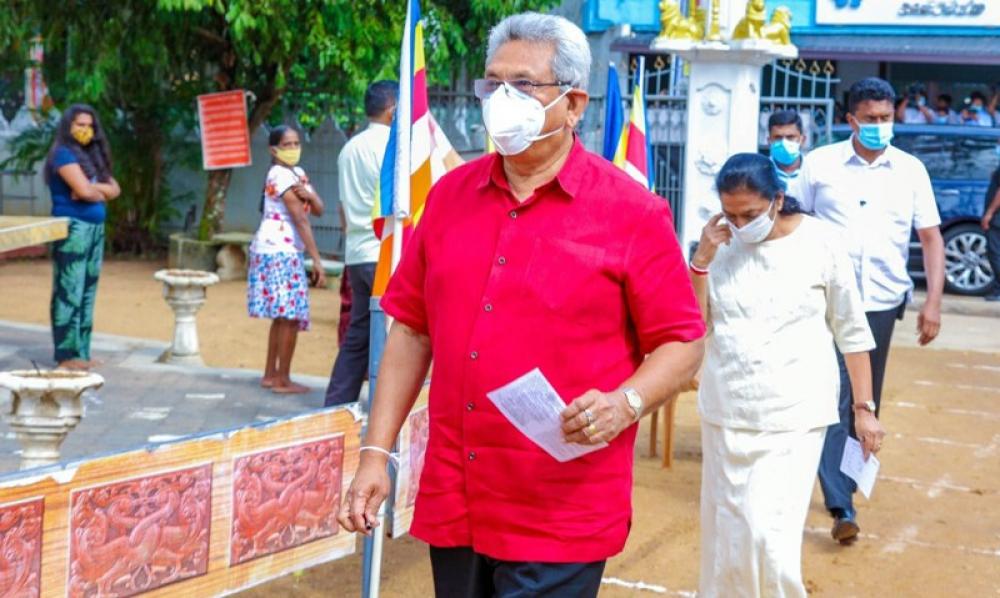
[[473, 78, 571, 100]]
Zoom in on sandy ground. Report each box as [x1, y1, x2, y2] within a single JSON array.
[[0, 258, 340, 379], [1, 257, 998, 597]]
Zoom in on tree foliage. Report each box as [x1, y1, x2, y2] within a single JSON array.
[[1, 0, 560, 249]]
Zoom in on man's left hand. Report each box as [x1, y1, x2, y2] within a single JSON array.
[[917, 302, 941, 346], [561, 389, 634, 445]]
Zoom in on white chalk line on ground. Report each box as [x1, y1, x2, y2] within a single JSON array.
[[880, 474, 995, 496], [891, 401, 1000, 420], [804, 527, 1000, 558], [913, 379, 1000, 394], [892, 432, 1000, 458], [600, 578, 694, 596], [948, 363, 1000, 374]]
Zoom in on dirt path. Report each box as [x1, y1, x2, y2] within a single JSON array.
[[2, 258, 998, 596], [0, 258, 341, 379]]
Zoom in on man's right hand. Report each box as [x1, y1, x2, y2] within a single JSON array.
[[692, 213, 732, 269], [982, 212, 994, 232], [337, 453, 391, 535]]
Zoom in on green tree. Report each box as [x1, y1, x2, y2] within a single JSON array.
[[2, 0, 559, 248]]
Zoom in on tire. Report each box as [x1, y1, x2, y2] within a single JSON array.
[[942, 223, 994, 296]]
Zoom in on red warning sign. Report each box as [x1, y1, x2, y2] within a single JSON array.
[[197, 90, 252, 170]]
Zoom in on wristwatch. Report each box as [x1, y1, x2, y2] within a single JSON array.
[[621, 387, 643, 422], [852, 400, 877, 414]]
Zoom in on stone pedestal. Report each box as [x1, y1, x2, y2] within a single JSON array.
[[0, 370, 104, 469], [154, 269, 220, 366], [651, 1, 798, 254]]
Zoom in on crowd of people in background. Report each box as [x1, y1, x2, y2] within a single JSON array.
[[895, 85, 1000, 126]]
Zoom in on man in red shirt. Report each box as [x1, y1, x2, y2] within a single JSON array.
[[337, 12, 705, 596]]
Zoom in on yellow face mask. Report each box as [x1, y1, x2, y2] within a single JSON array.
[[71, 125, 94, 146], [274, 147, 301, 166]]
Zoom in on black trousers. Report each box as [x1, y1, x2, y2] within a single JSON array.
[[324, 263, 376, 406], [818, 301, 903, 514], [987, 220, 1000, 294], [429, 546, 605, 598]]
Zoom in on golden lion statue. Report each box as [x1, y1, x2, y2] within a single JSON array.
[[656, 0, 705, 41], [731, 0, 767, 39], [761, 6, 793, 45]]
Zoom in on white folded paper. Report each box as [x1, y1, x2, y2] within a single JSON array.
[[840, 436, 880, 499], [486, 368, 608, 462]]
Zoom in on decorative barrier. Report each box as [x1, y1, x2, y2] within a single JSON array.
[[0, 407, 361, 597]]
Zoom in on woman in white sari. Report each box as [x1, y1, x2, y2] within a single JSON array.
[[690, 153, 885, 597]]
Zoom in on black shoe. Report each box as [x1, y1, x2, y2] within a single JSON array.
[[831, 509, 860, 545]]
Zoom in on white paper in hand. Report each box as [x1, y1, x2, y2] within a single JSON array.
[[486, 368, 608, 463], [839, 437, 880, 499]]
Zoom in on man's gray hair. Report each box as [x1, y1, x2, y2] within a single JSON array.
[[486, 12, 592, 90]]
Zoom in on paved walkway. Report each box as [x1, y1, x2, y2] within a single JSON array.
[[0, 320, 341, 473]]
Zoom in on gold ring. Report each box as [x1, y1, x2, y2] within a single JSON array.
[[585, 423, 598, 437]]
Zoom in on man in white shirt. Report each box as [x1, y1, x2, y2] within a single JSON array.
[[895, 85, 933, 125], [766, 110, 805, 200], [325, 81, 398, 406], [798, 77, 945, 546]]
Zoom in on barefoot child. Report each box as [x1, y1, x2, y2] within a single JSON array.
[[247, 125, 326, 394]]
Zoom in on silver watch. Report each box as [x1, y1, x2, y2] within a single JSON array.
[[853, 399, 876, 414], [622, 387, 643, 422]]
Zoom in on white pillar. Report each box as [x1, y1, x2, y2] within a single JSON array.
[[675, 46, 788, 254]]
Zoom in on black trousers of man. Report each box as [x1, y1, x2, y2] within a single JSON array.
[[818, 302, 903, 515], [429, 546, 605, 598], [325, 262, 376, 406], [986, 218, 1000, 297]]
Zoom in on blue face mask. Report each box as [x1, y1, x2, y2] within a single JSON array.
[[770, 139, 801, 166], [857, 122, 893, 151], [970, 104, 983, 114], [934, 115, 949, 125]]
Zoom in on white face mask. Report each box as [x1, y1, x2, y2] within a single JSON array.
[[727, 201, 777, 244], [482, 83, 569, 156]]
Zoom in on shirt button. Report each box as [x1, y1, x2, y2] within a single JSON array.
[[509, 210, 518, 219], [484, 304, 493, 312], [466, 402, 475, 411], [470, 351, 478, 360], [468, 451, 477, 461], [497, 256, 506, 265]]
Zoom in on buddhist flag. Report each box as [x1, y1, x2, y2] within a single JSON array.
[[602, 62, 625, 161], [612, 56, 653, 191], [372, 0, 454, 296]]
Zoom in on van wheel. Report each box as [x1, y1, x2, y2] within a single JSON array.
[[943, 223, 994, 296]]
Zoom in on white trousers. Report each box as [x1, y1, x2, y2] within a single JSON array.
[[699, 422, 827, 598]]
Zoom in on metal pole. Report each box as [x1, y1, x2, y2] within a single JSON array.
[[361, 299, 388, 598]]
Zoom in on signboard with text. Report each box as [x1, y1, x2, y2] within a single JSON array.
[[816, 1, 1000, 27], [197, 90, 252, 170]]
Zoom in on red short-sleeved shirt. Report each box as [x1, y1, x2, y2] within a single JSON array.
[[381, 138, 705, 563]]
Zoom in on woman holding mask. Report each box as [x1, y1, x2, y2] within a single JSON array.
[[46, 104, 121, 370], [247, 125, 326, 394], [691, 154, 884, 597]]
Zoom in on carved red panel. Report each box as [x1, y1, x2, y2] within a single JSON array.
[[406, 409, 430, 508], [0, 498, 43, 598], [230, 435, 344, 566], [68, 465, 212, 598]]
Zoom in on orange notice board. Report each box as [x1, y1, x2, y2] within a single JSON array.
[[197, 90, 252, 170]]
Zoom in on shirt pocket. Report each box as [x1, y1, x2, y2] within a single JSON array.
[[522, 237, 607, 312]]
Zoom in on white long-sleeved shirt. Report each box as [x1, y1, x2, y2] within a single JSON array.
[[699, 216, 876, 432]]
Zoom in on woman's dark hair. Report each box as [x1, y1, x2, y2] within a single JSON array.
[[268, 124, 297, 147], [715, 153, 803, 215], [44, 103, 112, 183]]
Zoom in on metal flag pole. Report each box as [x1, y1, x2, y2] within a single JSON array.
[[361, 299, 389, 598]]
